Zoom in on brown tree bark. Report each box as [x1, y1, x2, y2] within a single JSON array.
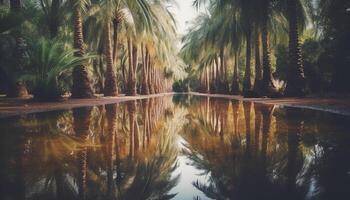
[[231, 52, 240, 95], [141, 45, 150, 94], [127, 40, 137, 96], [285, 0, 306, 97], [243, 31, 252, 93], [7, 0, 28, 98], [261, 0, 276, 96], [254, 32, 263, 93], [104, 22, 118, 96], [71, 7, 94, 98]]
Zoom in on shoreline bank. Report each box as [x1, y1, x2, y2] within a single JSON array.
[[1, 92, 349, 118]]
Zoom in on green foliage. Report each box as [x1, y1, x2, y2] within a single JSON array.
[[276, 38, 334, 94], [172, 79, 189, 93], [21, 38, 92, 101]]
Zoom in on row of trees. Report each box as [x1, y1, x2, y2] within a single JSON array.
[[0, 0, 182, 100], [178, 0, 350, 97]]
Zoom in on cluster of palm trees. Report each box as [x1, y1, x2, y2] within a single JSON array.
[[181, 0, 309, 97], [1, 0, 181, 100], [70, 0, 180, 98]]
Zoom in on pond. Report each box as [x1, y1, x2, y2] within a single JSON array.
[[0, 95, 350, 200]]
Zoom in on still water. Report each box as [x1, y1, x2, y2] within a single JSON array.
[[1, 95, 350, 200]]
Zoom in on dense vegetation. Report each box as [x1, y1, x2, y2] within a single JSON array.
[[0, 0, 349, 101], [176, 0, 350, 97], [0, 0, 183, 101]]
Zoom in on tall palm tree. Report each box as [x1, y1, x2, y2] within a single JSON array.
[[102, 0, 118, 96], [284, 0, 306, 96], [261, 0, 276, 96], [239, 0, 255, 94], [71, 0, 94, 98], [7, 0, 28, 98]]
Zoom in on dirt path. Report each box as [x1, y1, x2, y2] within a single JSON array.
[[1, 92, 350, 118]]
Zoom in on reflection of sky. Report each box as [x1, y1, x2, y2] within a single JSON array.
[[170, 136, 212, 200]]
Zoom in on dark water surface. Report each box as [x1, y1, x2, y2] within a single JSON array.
[[1, 95, 350, 200]]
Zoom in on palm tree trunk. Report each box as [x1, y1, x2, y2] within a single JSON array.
[[243, 31, 252, 93], [104, 21, 118, 96], [127, 39, 133, 95], [261, 0, 276, 96], [130, 44, 138, 95], [8, 0, 28, 98], [112, 18, 119, 64], [214, 56, 219, 93], [149, 66, 155, 94], [210, 64, 214, 93], [285, 0, 306, 96], [231, 51, 240, 95], [219, 48, 228, 93], [254, 31, 263, 93], [71, 7, 94, 98], [141, 45, 150, 94]]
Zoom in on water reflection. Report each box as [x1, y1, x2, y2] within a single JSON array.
[[0, 95, 350, 200], [178, 96, 350, 200]]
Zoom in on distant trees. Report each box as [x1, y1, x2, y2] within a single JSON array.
[[179, 0, 349, 97]]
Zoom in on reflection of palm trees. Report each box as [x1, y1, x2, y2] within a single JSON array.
[[286, 108, 303, 200], [243, 102, 252, 154], [118, 133, 179, 200], [1, 111, 85, 200], [73, 107, 92, 200], [127, 101, 137, 158], [232, 101, 240, 137], [254, 103, 262, 156], [260, 104, 274, 173], [105, 104, 118, 198], [181, 98, 283, 200]]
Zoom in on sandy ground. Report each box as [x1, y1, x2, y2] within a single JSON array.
[[1, 92, 349, 118]]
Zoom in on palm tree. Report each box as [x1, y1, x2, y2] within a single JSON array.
[[22, 38, 92, 101], [239, 0, 255, 94], [7, 0, 28, 98], [261, 0, 276, 96], [284, 0, 306, 96], [102, 0, 118, 96], [71, 0, 94, 98]]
